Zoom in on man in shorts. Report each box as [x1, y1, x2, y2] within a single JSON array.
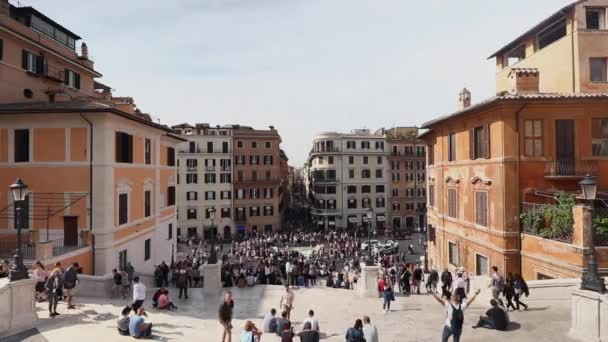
[[219, 291, 234, 342], [279, 284, 295, 320]]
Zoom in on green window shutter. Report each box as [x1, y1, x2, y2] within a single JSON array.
[[22, 50, 28, 70]]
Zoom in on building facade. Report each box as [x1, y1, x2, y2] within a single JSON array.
[[232, 127, 283, 235], [308, 129, 388, 232], [385, 127, 427, 231], [0, 1, 182, 275], [422, 0, 608, 279], [173, 124, 234, 240]]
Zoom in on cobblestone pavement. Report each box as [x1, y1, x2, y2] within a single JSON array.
[[3, 284, 575, 342]]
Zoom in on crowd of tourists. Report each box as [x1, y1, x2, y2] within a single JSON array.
[[29, 261, 82, 317]]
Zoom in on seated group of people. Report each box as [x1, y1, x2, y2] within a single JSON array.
[[151, 287, 178, 310], [117, 307, 153, 338], [258, 308, 320, 342]]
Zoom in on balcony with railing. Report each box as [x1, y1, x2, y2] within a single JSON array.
[[186, 165, 198, 172], [51, 236, 88, 257], [544, 160, 599, 179], [205, 166, 216, 172], [309, 147, 340, 156]]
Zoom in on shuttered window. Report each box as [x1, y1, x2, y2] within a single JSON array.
[[448, 133, 456, 161], [470, 125, 490, 159], [167, 186, 176, 206], [115, 132, 133, 163], [14, 129, 30, 162], [144, 239, 151, 261], [63, 69, 81, 89], [448, 188, 457, 218], [144, 190, 151, 217], [118, 193, 128, 225], [429, 185, 435, 207], [475, 191, 488, 227], [524, 120, 543, 156], [22, 50, 45, 74], [0, 39, 3, 61], [145, 139, 152, 164], [428, 144, 434, 165], [167, 147, 175, 166], [449, 242, 458, 266]]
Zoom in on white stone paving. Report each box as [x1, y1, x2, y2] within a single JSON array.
[[12, 285, 575, 342]]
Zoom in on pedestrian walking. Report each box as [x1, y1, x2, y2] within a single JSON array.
[[219, 291, 234, 342], [383, 284, 395, 313], [176, 267, 189, 299], [45, 268, 61, 317], [503, 272, 517, 311], [132, 276, 146, 312], [345, 319, 365, 342], [362, 316, 379, 342], [440, 268, 452, 300], [279, 284, 295, 321], [490, 266, 505, 305], [513, 273, 529, 310], [63, 262, 79, 309]]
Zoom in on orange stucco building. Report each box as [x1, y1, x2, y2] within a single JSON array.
[[0, 1, 184, 275], [422, 0, 608, 279]]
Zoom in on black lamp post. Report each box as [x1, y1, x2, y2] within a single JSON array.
[[579, 175, 606, 294], [9, 178, 29, 282], [207, 206, 218, 264], [365, 207, 374, 266]]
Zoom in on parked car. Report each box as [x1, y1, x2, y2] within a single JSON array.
[[361, 239, 379, 251]]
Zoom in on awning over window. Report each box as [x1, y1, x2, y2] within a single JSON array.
[[376, 215, 386, 222], [363, 216, 370, 222], [348, 217, 358, 223], [328, 221, 336, 226]]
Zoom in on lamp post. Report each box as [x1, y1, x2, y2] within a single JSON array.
[[9, 178, 29, 282], [579, 175, 606, 294], [365, 207, 374, 266], [207, 206, 217, 264]]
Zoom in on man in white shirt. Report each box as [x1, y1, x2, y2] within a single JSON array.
[[305, 309, 320, 332], [362, 316, 378, 342], [285, 260, 292, 286], [262, 308, 277, 333], [132, 276, 146, 312], [432, 287, 480, 342]]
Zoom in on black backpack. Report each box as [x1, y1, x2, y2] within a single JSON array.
[[450, 303, 464, 332]]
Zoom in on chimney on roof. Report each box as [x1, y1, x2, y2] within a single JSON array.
[[0, 0, 8, 17], [80, 42, 89, 59], [508, 68, 539, 94], [458, 88, 471, 110]]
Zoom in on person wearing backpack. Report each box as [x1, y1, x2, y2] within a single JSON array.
[[432, 287, 481, 342]]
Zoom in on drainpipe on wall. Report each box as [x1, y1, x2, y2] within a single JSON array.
[[571, 17, 576, 93], [515, 103, 528, 276], [79, 113, 94, 275]]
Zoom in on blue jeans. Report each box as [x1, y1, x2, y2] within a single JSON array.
[[441, 326, 461, 342], [475, 318, 496, 329]]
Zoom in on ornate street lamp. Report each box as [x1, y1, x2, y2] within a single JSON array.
[[365, 207, 374, 266], [579, 175, 606, 293], [9, 178, 29, 282], [207, 206, 218, 264]]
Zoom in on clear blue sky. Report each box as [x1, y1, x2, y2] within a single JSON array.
[[28, 0, 572, 166]]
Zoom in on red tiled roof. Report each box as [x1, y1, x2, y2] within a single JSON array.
[[0, 100, 185, 139], [421, 92, 608, 128]]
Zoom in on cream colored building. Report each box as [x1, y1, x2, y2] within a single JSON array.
[[173, 124, 234, 240], [308, 129, 388, 231], [492, 0, 608, 94]]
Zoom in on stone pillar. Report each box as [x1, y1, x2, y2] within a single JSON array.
[[358, 263, 380, 298], [0, 278, 37, 336], [203, 261, 222, 295], [35, 241, 53, 261], [571, 205, 592, 249], [569, 288, 608, 342]]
